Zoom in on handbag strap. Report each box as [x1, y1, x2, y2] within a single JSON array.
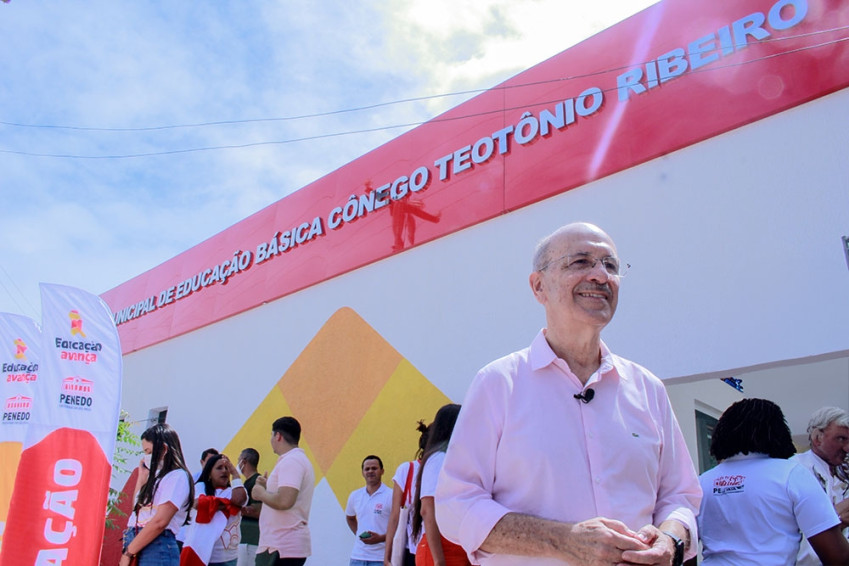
[[402, 461, 415, 506]]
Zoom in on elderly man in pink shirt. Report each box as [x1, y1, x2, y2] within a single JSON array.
[[435, 223, 701, 566]]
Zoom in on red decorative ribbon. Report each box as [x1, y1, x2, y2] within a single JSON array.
[[195, 494, 241, 524]]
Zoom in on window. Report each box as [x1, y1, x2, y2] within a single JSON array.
[[147, 407, 168, 429], [696, 409, 718, 473]]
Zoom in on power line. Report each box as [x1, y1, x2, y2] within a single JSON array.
[[0, 25, 845, 134], [0, 265, 40, 320], [0, 32, 846, 160]]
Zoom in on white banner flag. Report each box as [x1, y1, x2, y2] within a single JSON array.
[[0, 313, 41, 549], [0, 284, 123, 565]]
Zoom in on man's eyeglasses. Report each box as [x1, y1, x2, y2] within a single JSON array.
[[539, 253, 630, 277]]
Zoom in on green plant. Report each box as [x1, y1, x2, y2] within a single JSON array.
[[106, 410, 140, 529]]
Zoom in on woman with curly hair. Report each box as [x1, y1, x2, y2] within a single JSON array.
[[698, 398, 849, 565]]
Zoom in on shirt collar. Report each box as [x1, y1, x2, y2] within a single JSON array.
[[530, 329, 621, 382], [529, 329, 556, 370], [366, 482, 389, 496], [806, 449, 839, 479], [598, 340, 617, 375], [724, 452, 770, 462]]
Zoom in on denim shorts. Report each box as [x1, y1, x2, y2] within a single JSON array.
[[123, 527, 180, 566]]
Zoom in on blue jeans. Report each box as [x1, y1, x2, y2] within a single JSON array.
[[350, 560, 383, 566], [211, 560, 238, 566], [123, 527, 179, 565]]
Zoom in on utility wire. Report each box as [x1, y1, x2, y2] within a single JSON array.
[[0, 32, 846, 160], [0, 25, 845, 134], [0, 265, 40, 320]]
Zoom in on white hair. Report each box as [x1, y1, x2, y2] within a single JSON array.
[[807, 406, 849, 445]]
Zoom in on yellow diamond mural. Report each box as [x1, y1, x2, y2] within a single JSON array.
[[221, 377, 320, 481], [223, 307, 450, 507]]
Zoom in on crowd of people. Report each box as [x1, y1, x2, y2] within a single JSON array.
[[117, 406, 467, 566], [118, 223, 849, 566], [120, 416, 314, 566]]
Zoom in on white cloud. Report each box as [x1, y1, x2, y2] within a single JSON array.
[[0, 0, 655, 318]]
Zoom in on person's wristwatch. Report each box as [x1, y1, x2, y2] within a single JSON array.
[[662, 531, 684, 566], [121, 544, 136, 560]]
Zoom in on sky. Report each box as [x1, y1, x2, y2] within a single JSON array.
[[0, 0, 657, 321]]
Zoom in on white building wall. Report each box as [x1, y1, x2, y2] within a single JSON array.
[[121, 87, 849, 564]]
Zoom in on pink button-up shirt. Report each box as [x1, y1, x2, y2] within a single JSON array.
[[435, 331, 701, 565]]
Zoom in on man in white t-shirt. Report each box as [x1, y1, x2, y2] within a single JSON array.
[[794, 406, 849, 565], [345, 455, 393, 566]]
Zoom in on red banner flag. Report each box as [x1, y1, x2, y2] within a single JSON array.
[[0, 284, 122, 565], [0, 312, 41, 550]]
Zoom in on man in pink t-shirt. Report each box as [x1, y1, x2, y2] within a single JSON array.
[[252, 416, 315, 566], [436, 223, 701, 566]]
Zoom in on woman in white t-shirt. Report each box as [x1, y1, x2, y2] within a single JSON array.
[[412, 404, 469, 566], [698, 398, 849, 566], [182, 453, 248, 566], [120, 424, 195, 566], [384, 420, 429, 566]]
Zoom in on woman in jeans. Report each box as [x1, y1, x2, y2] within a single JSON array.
[[120, 424, 194, 566]]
